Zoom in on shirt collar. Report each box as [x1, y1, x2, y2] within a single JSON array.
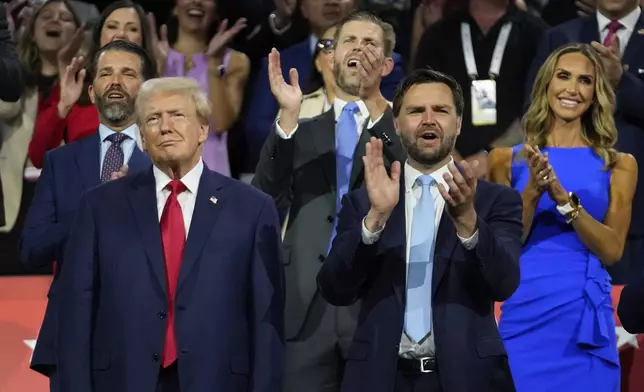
[[98, 122, 138, 143], [332, 97, 370, 121], [404, 158, 454, 193], [153, 159, 204, 196], [597, 6, 641, 33]]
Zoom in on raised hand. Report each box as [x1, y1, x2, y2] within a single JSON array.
[[109, 164, 129, 181], [58, 56, 86, 118], [591, 35, 623, 88], [524, 144, 553, 194], [363, 137, 401, 231], [206, 18, 247, 59], [147, 12, 169, 75], [268, 48, 302, 113], [439, 162, 477, 216], [57, 24, 85, 70]]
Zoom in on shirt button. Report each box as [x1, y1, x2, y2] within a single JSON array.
[[158, 310, 167, 319], [152, 353, 160, 362], [318, 254, 325, 262], [327, 215, 334, 223]]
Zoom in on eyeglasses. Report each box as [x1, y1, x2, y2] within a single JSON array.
[[316, 39, 334, 53]]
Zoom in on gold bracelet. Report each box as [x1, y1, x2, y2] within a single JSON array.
[[566, 209, 581, 224]]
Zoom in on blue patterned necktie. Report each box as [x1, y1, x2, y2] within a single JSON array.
[[405, 175, 437, 342], [328, 101, 360, 253], [100, 132, 129, 183]]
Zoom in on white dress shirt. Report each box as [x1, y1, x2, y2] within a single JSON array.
[[152, 159, 204, 237], [597, 6, 641, 57], [360, 160, 479, 357], [98, 123, 139, 175], [274, 98, 384, 139]]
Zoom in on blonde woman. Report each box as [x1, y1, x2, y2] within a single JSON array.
[[488, 43, 637, 391]]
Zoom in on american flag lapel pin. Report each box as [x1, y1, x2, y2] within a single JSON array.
[[210, 196, 218, 205], [638, 29, 644, 35]]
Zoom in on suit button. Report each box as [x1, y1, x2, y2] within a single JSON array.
[[318, 254, 325, 262], [152, 353, 160, 362], [327, 215, 334, 223], [158, 310, 167, 319]]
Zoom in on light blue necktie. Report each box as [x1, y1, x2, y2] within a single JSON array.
[[328, 101, 360, 254], [405, 175, 437, 342]]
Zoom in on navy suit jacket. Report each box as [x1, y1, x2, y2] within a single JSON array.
[[19, 132, 150, 375], [618, 281, 644, 333], [317, 177, 523, 392], [57, 167, 285, 392], [525, 13, 644, 235], [244, 38, 406, 157]]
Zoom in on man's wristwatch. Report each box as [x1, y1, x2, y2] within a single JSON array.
[[556, 192, 582, 223]]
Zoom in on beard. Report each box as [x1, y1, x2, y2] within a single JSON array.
[[333, 57, 360, 96], [94, 89, 135, 124], [401, 129, 456, 167]]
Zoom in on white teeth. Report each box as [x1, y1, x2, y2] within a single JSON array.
[[187, 9, 204, 16], [348, 59, 360, 67], [559, 99, 578, 108]]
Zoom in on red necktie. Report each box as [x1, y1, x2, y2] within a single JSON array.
[[160, 179, 187, 367], [603, 20, 622, 49]]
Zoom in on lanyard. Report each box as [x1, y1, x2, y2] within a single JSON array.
[[460, 22, 512, 79]]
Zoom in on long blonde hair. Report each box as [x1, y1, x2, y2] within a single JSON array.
[[523, 43, 617, 168]]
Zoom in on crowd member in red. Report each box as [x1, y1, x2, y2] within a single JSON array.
[[29, 0, 158, 168]]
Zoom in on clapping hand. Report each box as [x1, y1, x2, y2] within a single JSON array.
[[523, 145, 568, 205], [147, 12, 169, 75], [438, 161, 478, 236], [363, 137, 401, 232], [58, 56, 86, 118], [524, 144, 553, 194], [591, 35, 623, 88], [268, 48, 302, 134], [206, 18, 247, 60]]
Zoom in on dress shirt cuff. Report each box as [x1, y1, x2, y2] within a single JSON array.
[[361, 216, 384, 244], [275, 118, 298, 139], [268, 13, 292, 35], [366, 112, 385, 129], [457, 230, 479, 250]]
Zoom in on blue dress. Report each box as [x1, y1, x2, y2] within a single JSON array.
[[499, 145, 620, 391]]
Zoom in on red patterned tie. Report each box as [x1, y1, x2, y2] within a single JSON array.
[[160, 179, 187, 367], [603, 20, 622, 49]]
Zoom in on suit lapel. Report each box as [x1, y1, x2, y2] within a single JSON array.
[[383, 173, 408, 308], [311, 109, 337, 189], [127, 168, 167, 294], [75, 133, 101, 190], [350, 109, 404, 189], [177, 169, 226, 292], [127, 147, 151, 173], [349, 123, 372, 189], [432, 212, 459, 297], [623, 15, 644, 68], [580, 15, 600, 44]]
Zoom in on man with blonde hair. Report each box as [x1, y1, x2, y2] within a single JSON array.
[[57, 76, 286, 392]]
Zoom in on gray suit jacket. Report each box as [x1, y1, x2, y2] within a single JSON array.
[[252, 108, 405, 339]]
